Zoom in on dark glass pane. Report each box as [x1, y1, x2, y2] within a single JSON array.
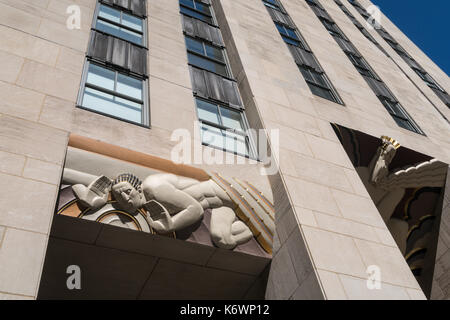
[[180, 6, 212, 24], [299, 67, 314, 82], [323, 20, 337, 33], [310, 71, 328, 87], [180, 0, 194, 9], [308, 83, 335, 101], [194, 2, 211, 15], [275, 23, 286, 35], [263, 2, 279, 10], [286, 28, 299, 40], [351, 55, 364, 68], [185, 37, 204, 55], [282, 35, 301, 46], [382, 100, 407, 118], [205, 44, 224, 62], [356, 66, 372, 77], [265, 0, 280, 6], [393, 116, 416, 132], [187, 53, 227, 76]]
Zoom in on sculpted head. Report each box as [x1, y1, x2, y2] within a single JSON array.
[[111, 173, 144, 212]]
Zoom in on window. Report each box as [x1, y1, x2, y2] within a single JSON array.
[[180, 1, 256, 158], [299, 66, 336, 101], [262, 0, 281, 10], [381, 99, 420, 132], [95, 4, 145, 46], [263, 0, 280, 6], [78, 62, 149, 126], [347, 53, 377, 78], [308, 0, 422, 133], [431, 88, 450, 107], [275, 22, 305, 48], [78, 0, 149, 126], [185, 36, 228, 77], [179, 0, 213, 24], [322, 19, 342, 37], [196, 98, 253, 157], [348, 1, 448, 110], [334, 0, 387, 56], [264, 1, 341, 104], [413, 68, 441, 90]]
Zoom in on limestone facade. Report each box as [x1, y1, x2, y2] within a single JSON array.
[[0, 0, 448, 299]]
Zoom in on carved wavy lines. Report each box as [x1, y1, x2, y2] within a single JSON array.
[[377, 159, 447, 190]]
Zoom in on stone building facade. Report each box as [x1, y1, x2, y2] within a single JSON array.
[[0, 0, 448, 300]]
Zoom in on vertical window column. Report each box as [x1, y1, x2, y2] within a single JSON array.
[[77, 0, 149, 126], [333, 0, 388, 57], [306, 0, 423, 134], [262, 0, 343, 104], [347, 0, 450, 108], [179, 0, 256, 158]]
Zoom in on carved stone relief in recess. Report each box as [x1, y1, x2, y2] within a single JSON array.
[[57, 140, 274, 255], [358, 136, 447, 253], [333, 124, 449, 297]]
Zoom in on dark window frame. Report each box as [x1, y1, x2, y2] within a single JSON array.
[[346, 52, 378, 79], [380, 98, 423, 133], [275, 22, 308, 49], [179, 0, 215, 26], [184, 35, 230, 78], [321, 18, 344, 38], [298, 65, 341, 102], [310, 0, 423, 134], [412, 68, 447, 93], [180, 1, 258, 158], [264, 0, 343, 104], [262, 0, 282, 11], [347, 0, 449, 110]]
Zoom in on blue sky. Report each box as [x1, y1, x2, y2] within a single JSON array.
[[370, 0, 449, 76]]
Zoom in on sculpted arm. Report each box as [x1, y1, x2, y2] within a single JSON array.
[[143, 178, 204, 233]]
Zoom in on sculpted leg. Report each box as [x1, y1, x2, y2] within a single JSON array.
[[210, 207, 252, 250], [231, 221, 253, 245]]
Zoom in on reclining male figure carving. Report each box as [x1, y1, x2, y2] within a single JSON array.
[[71, 172, 253, 250]]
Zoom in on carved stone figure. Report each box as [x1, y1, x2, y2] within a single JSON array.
[[356, 136, 447, 253], [369, 136, 447, 190], [71, 172, 253, 250]]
